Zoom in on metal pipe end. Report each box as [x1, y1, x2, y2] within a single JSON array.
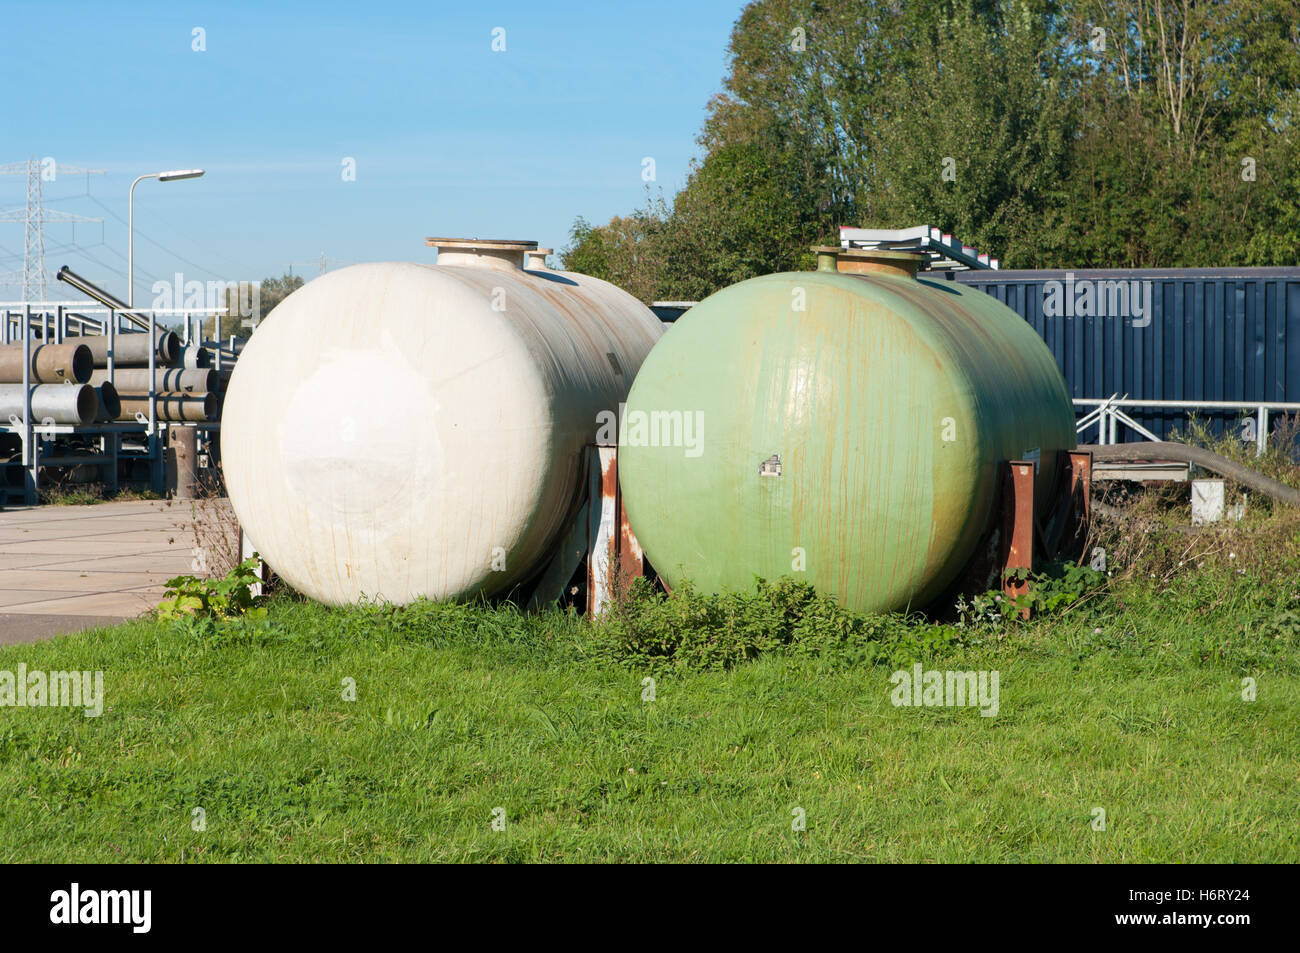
[[160, 331, 181, 365], [97, 382, 121, 420], [525, 248, 554, 271], [71, 344, 93, 383], [73, 383, 98, 424], [811, 246, 926, 278], [813, 247, 840, 272]]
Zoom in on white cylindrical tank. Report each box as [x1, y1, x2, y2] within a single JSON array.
[[220, 239, 663, 605]]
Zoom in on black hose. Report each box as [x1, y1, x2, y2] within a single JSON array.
[[1080, 442, 1300, 506]]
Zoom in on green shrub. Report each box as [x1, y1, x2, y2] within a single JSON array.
[[1008, 561, 1109, 616], [592, 576, 959, 672], [157, 556, 267, 621]]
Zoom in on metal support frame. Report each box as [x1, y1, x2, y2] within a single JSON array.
[[523, 444, 646, 614], [996, 450, 1093, 620], [1039, 450, 1092, 561], [585, 445, 645, 616], [999, 461, 1036, 618], [838, 225, 1000, 270]]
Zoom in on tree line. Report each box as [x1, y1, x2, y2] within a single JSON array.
[[563, 0, 1300, 302]]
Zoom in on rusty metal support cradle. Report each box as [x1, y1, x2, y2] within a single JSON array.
[[520, 444, 646, 614], [585, 445, 645, 615], [999, 450, 1093, 618]]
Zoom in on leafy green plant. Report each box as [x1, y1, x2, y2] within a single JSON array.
[[957, 561, 1107, 629], [1004, 561, 1108, 617], [157, 556, 267, 621], [593, 576, 959, 672], [953, 590, 1013, 631]]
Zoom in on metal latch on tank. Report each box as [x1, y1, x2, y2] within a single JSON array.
[[759, 454, 783, 477]]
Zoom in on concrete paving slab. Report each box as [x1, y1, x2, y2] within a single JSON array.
[[0, 525, 178, 544], [0, 614, 127, 645], [0, 499, 231, 639], [10, 590, 161, 617], [27, 556, 193, 575], [0, 540, 185, 556], [0, 502, 173, 524], [0, 589, 78, 609], [0, 569, 183, 592]]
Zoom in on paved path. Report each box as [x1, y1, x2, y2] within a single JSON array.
[[0, 499, 236, 644]]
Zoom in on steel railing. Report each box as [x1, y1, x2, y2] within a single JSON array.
[[1, 302, 233, 505], [1074, 395, 1300, 455]]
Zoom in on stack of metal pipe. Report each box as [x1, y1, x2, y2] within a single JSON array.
[[0, 330, 219, 424], [46, 266, 221, 424], [69, 329, 216, 422], [0, 340, 100, 425]]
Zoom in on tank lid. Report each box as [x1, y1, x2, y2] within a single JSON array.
[[812, 246, 925, 279], [525, 247, 554, 270], [426, 237, 538, 270], [426, 237, 538, 250]]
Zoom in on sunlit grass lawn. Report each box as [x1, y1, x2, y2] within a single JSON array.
[[1, 574, 1296, 862]]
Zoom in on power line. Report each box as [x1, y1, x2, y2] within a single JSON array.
[[72, 245, 129, 281], [2, 160, 252, 299], [94, 238, 162, 282], [88, 195, 230, 282]]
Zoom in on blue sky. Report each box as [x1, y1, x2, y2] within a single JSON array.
[[0, 0, 746, 302]]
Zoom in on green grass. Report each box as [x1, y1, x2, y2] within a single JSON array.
[[1, 559, 1297, 862]]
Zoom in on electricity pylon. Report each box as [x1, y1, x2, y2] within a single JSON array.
[[286, 253, 348, 277], [0, 157, 104, 302]]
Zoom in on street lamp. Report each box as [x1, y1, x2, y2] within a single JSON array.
[[128, 169, 205, 307]]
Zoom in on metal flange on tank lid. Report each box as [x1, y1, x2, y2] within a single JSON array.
[[425, 237, 538, 269], [811, 245, 926, 278], [524, 247, 553, 270]]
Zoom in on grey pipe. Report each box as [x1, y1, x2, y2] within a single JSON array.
[[0, 341, 93, 383], [55, 265, 150, 331], [95, 381, 121, 422], [174, 345, 212, 369], [118, 391, 216, 422], [89, 367, 216, 393], [1081, 442, 1300, 506], [72, 331, 180, 367], [0, 383, 98, 425]]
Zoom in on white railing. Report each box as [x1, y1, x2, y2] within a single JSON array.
[[1, 303, 233, 364], [1075, 395, 1300, 455]]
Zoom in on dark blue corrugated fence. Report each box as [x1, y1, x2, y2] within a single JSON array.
[[950, 267, 1300, 442]]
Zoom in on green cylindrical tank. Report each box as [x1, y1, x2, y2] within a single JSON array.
[[618, 248, 1077, 614]]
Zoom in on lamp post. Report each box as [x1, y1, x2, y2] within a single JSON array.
[[128, 169, 205, 307]]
